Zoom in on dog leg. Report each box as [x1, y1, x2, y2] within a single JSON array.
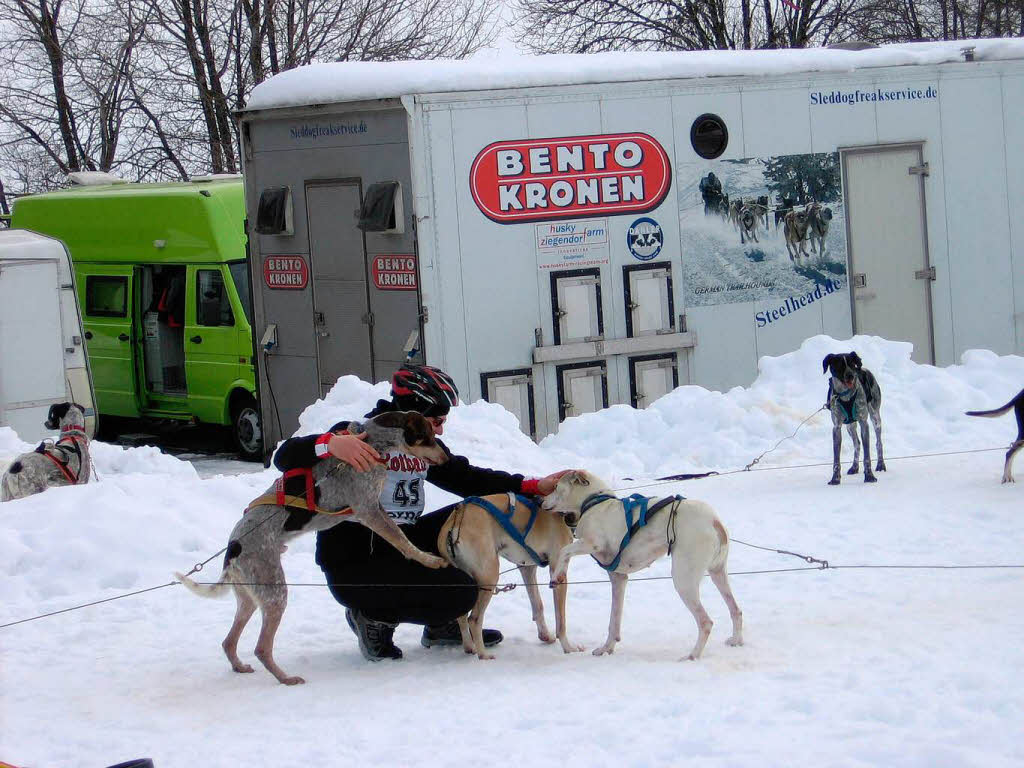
[[594, 571, 628, 657], [860, 419, 876, 482], [518, 564, 553, 643], [467, 560, 498, 660], [353, 504, 447, 569], [871, 407, 886, 472], [455, 614, 475, 653], [550, 539, 599, 586], [672, 563, 713, 661], [708, 567, 744, 649], [223, 589, 258, 674], [550, 570, 584, 654], [1003, 440, 1022, 483], [846, 422, 861, 475], [253, 589, 304, 685], [830, 424, 843, 485]]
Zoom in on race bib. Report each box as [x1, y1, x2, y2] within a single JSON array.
[[379, 451, 430, 524]]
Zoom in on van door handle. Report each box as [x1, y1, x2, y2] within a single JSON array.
[[118, 333, 129, 341], [85, 331, 93, 340], [190, 335, 202, 344]]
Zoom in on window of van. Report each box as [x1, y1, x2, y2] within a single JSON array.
[[228, 261, 252, 325], [86, 276, 128, 317], [197, 270, 234, 326]]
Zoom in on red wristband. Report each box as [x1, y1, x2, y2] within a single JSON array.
[[521, 477, 542, 496], [314, 432, 332, 458]]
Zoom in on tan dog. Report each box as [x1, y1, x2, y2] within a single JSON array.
[[438, 492, 584, 659], [543, 471, 743, 661]]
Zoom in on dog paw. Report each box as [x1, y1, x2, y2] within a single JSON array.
[[538, 631, 555, 643], [280, 675, 305, 685], [592, 645, 614, 656], [846, 464, 860, 475], [865, 474, 877, 483], [561, 641, 585, 654], [477, 652, 496, 661], [418, 554, 447, 569], [726, 637, 743, 647], [876, 462, 887, 472], [232, 663, 255, 674], [828, 478, 840, 486]]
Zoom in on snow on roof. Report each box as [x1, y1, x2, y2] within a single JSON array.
[[244, 38, 1024, 112]]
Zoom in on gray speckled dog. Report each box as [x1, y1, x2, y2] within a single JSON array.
[[823, 352, 885, 485], [176, 411, 448, 685], [1, 402, 91, 502]]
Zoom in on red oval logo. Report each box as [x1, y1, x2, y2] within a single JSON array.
[[470, 133, 672, 224], [263, 255, 308, 290]]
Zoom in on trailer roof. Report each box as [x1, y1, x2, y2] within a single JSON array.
[[244, 38, 1024, 112]]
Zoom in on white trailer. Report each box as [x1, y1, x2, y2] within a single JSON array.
[[0, 229, 96, 442], [239, 39, 1024, 449]]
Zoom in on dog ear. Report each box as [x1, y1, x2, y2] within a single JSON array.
[[822, 354, 833, 375], [347, 420, 366, 436], [569, 470, 590, 487], [849, 352, 863, 370]]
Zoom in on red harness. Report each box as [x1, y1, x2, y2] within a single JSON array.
[[39, 427, 88, 484]]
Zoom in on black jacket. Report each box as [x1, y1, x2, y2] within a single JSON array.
[[272, 399, 528, 499]]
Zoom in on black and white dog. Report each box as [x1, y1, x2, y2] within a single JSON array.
[[1, 402, 91, 501], [966, 387, 1024, 483], [823, 353, 885, 485]]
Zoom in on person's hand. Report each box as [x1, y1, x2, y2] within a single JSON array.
[[536, 469, 575, 496], [327, 432, 382, 472]]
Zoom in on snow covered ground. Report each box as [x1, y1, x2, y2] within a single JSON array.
[[1, 335, 1022, 768]]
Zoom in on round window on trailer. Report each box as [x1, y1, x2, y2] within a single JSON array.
[[690, 114, 728, 159]]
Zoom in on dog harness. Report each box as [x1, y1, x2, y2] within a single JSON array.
[[830, 380, 859, 424], [462, 493, 546, 566], [34, 425, 88, 485], [578, 493, 686, 571], [244, 467, 353, 516]]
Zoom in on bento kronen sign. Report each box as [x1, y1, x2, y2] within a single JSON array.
[[470, 133, 672, 224]]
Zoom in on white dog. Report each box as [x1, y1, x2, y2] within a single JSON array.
[[543, 470, 743, 660]]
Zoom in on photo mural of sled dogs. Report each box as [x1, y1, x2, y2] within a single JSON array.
[[823, 352, 885, 485], [1, 402, 91, 502], [437, 491, 583, 659], [966, 387, 1024, 483], [176, 411, 449, 685], [543, 470, 743, 661], [679, 152, 847, 309]]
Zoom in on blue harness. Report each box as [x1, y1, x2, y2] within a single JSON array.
[[831, 380, 859, 424], [463, 493, 547, 566], [579, 492, 685, 571]]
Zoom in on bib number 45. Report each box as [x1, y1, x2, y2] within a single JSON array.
[[392, 478, 422, 507]]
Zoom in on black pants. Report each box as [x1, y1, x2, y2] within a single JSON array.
[[315, 504, 477, 626]]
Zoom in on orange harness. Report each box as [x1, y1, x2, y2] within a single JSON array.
[[245, 467, 354, 517]]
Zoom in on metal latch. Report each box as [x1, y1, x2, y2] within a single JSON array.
[[361, 312, 374, 326], [909, 163, 930, 176], [314, 311, 325, 325], [853, 273, 867, 289], [914, 266, 936, 281]]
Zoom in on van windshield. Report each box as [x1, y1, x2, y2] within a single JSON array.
[[228, 261, 253, 326]]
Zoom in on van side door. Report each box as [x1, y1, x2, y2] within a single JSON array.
[[184, 265, 241, 425], [78, 265, 139, 417]]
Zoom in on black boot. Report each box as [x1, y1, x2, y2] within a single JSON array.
[[421, 620, 503, 648], [346, 608, 402, 661]]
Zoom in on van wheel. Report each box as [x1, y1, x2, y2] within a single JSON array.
[[231, 396, 262, 461]]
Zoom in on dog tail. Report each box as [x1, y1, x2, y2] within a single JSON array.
[[966, 387, 1024, 419], [175, 541, 241, 598], [710, 518, 730, 571]]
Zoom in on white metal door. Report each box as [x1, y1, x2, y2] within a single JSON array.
[[625, 264, 673, 336], [558, 362, 606, 420], [630, 355, 677, 407], [552, 270, 602, 344], [843, 145, 934, 363], [484, 369, 534, 436]]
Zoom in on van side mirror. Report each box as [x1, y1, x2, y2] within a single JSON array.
[[357, 181, 404, 234], [256, 186, 293, 235]]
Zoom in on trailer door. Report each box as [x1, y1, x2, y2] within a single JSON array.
[[0, 258, 65, 439], [842, 144, 934, 363], [306, 181, 373, 393], [80, 266, 138, 416]]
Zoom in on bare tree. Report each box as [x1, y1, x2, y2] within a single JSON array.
[[845, 0, 1024, 41], [513, 0, 869, 52]]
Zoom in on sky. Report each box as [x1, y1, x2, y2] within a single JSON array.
[[1, 333, 1022, 768]]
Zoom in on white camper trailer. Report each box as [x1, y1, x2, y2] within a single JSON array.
[[239, 39, 1024, 451], [0, 229, 97, 442]]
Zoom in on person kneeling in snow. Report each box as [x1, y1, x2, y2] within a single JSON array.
[[273, 363, 569, 662]]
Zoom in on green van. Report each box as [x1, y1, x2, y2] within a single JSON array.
[[11, 177, 261, 458]]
